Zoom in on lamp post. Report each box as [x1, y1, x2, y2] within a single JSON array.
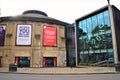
[[107, 0, 110, 4]]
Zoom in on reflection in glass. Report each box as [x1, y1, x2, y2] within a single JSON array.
[[78, 10, 114, 65], [87, 18, 92, 33], [104, 11, 110, 27], [97, 13, 104, 25], [92, 15, 97, 30], [82, 20, 87, 33]]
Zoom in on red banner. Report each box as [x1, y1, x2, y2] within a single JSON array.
[[72, 32, 75, 48], [15, 57, 18, 66], [43, 26, 57, 46], [42, 58, 46, 67]]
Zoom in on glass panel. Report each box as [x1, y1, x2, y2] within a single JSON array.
[[79, 21, 82, 29], [86, 18, 92, 33], [79, 38, 84, 51], [103, 10, 110, 27], [82, 20, 87, 33], [77, 10, 114, 65], [92, 15, 98, 30], [97, 13, 104, 25]]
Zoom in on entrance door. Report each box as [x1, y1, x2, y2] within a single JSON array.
[[43, 57, 57, 67], [15, 57, 30, 67], [46, 57, 54, 67]]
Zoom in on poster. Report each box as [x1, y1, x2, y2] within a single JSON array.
[[43, 26, 57, 46], [0, 25, 6, 46], [16, 25, 32, 45], [72, 32, 75, 48]]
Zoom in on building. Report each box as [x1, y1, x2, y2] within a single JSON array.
[[66, 23, 76, 67], [75, 5, 120, 67], [0, 10, 70, 67]]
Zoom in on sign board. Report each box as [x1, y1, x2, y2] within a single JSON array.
[[0, 25, 6, 46], [16, 25, 32, 45], [43, 26, 57, 46]]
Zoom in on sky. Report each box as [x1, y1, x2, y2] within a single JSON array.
[[0, 0, 120, 23]]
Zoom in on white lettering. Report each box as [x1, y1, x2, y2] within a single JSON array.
[[99, 24, 104, 29], [96, 35, 101, 41], [91, 39, 96, 45], [45, 30, 55, 35], [99, 30, 105, 35]]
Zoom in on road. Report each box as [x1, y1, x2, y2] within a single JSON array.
[[0, 73, 120, 80]]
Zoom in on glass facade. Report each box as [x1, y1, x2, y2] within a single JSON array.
[[77, 10, 114, 65]]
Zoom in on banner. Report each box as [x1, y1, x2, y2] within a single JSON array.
[[16, 25, 32, 45], [43, 26, 57, 46], [0, 25, 6, 46], [72, 32, 75, 48]]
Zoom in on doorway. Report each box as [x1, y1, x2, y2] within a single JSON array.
[[43, 57, 57, 67], [15, 57, 30, 68]]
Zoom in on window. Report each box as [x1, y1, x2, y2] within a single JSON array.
[[77, 10, 114, 64], [103, 10, 111, 27]]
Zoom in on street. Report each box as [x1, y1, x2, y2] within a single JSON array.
[[0, 73, 120, 80]]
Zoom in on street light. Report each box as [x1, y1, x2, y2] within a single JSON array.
[[107, 0, 110, 4]]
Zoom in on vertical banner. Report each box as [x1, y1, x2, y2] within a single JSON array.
[[0, 25, 6, 46], [54, 57, 57, 67], [72, 32, 75, 48], [42, 58, 46, 67], [16, 25, 32, 45], [43, 26, 57, 46], [15, 57, 18, 66]]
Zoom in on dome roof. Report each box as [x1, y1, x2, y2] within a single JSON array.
[[23, 10, 48, 16], [0, 10, 70, 26]]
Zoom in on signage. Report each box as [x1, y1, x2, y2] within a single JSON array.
[[0, 25, 6, 46], [91, 24, 105, 45], [72, 32, 75, 48], [43, 26, 57, 46], [16, 25, 32, 45]]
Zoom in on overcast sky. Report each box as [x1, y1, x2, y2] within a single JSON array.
[[0, 0, 120, 23]]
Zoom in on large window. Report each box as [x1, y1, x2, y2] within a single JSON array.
[[77, 10, 114, 65]]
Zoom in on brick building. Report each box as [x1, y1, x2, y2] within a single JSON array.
[[0, 10, 70, 67]]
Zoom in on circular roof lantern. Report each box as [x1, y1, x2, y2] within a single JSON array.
[[23, 10, 48, 16]]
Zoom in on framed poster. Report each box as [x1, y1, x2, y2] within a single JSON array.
[[16, 25, 32, 45], [43, 26, 57, 46], [0, 25, 6, 46]]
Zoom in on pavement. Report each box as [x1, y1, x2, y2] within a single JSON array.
[[0, 67, 119, 74]]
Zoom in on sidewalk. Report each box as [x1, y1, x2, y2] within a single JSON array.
[[0, 67, 118, 74]]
